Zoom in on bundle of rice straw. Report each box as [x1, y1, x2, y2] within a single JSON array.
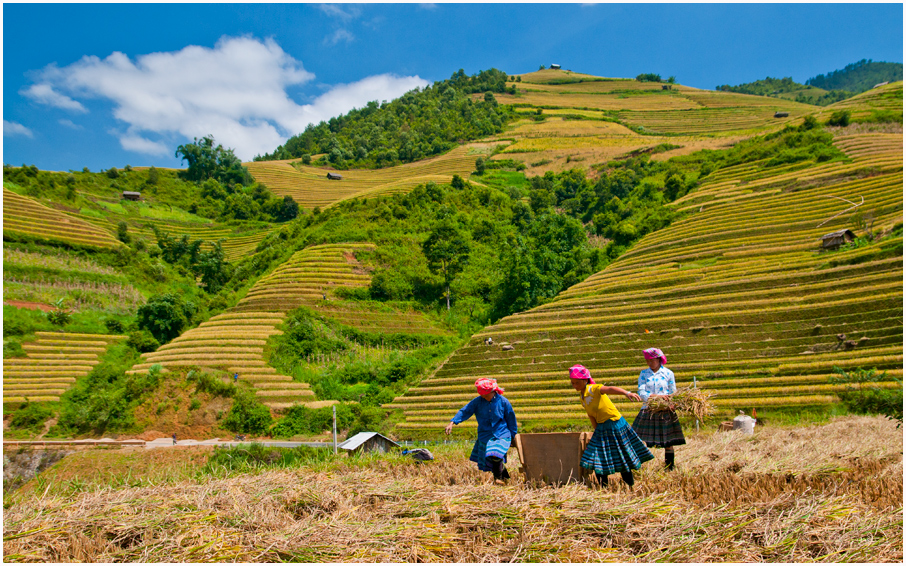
[[647, 386, 717, 421]]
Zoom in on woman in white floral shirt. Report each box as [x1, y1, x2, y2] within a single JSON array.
[[631, 348, 685, 470]]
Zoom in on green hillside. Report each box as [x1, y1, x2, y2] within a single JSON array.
[[807, 59, 903, 93], [3, 68, 902, 441], [392, 126, 903, 432]]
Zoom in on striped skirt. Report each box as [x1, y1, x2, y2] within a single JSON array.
[[580, 417, 654, 476], [469, 437, 511, 472], [632, 408, 686, 448]]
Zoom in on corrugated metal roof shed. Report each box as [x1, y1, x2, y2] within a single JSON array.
[[338, 432, 400, 452]]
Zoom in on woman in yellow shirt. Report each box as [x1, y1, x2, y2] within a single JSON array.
[[570, 364, 653, 488]]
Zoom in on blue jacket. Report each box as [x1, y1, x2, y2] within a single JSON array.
[[451, 394, 518, 443]]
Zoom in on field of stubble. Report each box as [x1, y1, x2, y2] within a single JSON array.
[[3, 415, 902, 562]]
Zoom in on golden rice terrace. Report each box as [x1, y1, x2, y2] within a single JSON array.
[[391, 129, 903, 431]]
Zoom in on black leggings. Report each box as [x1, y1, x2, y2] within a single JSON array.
[[487, 456, 510, 480], [596, 471, 634, 487]]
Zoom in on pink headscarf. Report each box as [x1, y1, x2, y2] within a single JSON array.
[[568, 364, 597, 384], [643, 348, 667, 365], [475, 378, 504, 395]]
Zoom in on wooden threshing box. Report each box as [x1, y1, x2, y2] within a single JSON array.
[[515, 432, 592, 485]]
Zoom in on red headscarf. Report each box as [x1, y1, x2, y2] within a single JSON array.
[[475, 378, 504, 395], [568, 364, 597, 384]]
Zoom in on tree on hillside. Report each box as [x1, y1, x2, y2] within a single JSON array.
[[423, 222, 471, 311], [136, 293, 196, 344], [175, 135, 252, 186]]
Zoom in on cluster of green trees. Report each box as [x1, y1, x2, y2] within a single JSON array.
[[188, 178, 299, 222], [254, 69, 515, 168], [636, 73, 675, 83], [716, 76, 851, 106], [806, 60, 903, 93]]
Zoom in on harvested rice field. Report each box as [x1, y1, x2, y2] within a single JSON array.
[[3, 416, 901, 562]]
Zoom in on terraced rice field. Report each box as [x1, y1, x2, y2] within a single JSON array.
[[3, 188, 123, 249], [78, 214, 276, 263], [816, 82, 903, 122], [232, 242, 376, 313], [245, 145, 478, 209], [391, 132, 903, 431], [126, 311, 314, 410], [3, 332, 126, 404], [312, 302, 452, 337], [128, 242, 448, 409]]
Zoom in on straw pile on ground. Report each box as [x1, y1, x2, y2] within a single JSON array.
[[646, 385, 717, 421], [3, 416, 902, 562]]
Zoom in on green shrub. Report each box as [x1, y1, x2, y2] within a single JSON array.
[[270, 404, 354, 437], [826, 110, 851, 127], [830, 367, 903, 423], [9, 403, 54, 432], [187, 370, 236, 397], [189, 397, 202, 411], [104, 318, 125, 334], [223, 388, 273, 435], [126, 330, 160, 353], [4, 339, 27, 358], [346, 406, 391, 437]]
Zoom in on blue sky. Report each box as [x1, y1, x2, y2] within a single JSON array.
[[3, 3, 903, 172]]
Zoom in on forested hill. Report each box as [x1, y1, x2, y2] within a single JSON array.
[[716, 60, 903, 106], [806, 60, 903, 93], [254, 69, 515, 168]]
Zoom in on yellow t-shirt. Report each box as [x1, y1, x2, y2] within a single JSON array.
[[580, 384, 622, 422]]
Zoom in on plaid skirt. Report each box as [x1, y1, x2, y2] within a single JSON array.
[[632, 408, 686, 448], [580, 417, 654, 475], [469, 437, 511, 472]]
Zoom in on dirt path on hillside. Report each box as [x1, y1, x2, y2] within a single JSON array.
[[4, 300, 55, 312]]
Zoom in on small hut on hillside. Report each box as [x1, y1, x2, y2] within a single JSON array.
[[338, 432, 399, 455], [550, 64, 561, 70], [122, 191, 141, 201], [774, 112, 790, 118], [327, 172, 342, 180], [819, 229, 856, 250]]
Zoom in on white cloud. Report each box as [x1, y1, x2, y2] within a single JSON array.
[[20, 36, 427, 159], [119, 133, 170, 156], [319, 4, 360, 20], [324, 29, 355, 46], [58, 119, 83, 130], [4, 120, 34, 138], [21, 83, 87, 112]]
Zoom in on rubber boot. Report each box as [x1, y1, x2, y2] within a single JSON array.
[[665, 450, 675, 471], [620, 471, 635, 487], [488, 457, 509, 481]]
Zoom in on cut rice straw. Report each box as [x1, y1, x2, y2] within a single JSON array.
[[646, 385, 717, 421]]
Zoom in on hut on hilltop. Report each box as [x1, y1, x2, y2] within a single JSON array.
[[550, 64, 561, 70], [819, 229, 856, 250]]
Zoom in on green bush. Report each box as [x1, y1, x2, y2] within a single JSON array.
[[223, 388, 273, 435], [9, 403, 55, 432], [136, 293, 196, 344], [104, 318, 125, 334], [830, 367, 903, 423], [270, 403, 354, 437], [826, 110, 851, 127], [187, 370, 236, 397], [126, 330, 160, 353]]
